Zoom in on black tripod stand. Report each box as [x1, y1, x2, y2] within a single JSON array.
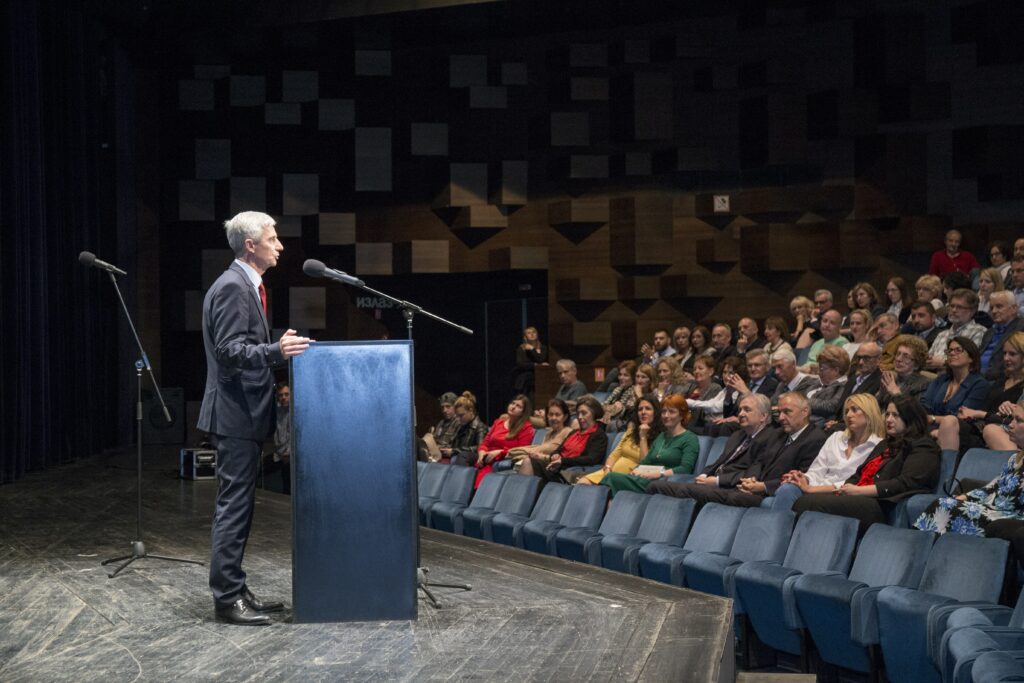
[[93, 268, 203, 578]]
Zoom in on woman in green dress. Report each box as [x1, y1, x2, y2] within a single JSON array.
[[601, 393, 699, 496]]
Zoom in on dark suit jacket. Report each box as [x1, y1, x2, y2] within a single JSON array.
[[980, 317, 1024, 380], [703, 426, 780, 488], [745, 425, 829, 495], [833, 369, 882, 420], [844, 436, 940, 502], [197, 262, 284, 440]]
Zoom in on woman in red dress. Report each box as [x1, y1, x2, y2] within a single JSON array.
[[472, 394, 535, 487]]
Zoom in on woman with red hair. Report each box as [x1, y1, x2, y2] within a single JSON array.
[[600, 394, 699, 496]]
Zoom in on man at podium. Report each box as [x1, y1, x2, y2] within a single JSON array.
[[197, 211, 311, 626]]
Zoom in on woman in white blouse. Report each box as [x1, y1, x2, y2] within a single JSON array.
[[782, 393, 886, 492]]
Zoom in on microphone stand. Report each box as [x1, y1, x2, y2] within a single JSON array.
[[99, 270, 204, 578], [340, 278, 473, 608]]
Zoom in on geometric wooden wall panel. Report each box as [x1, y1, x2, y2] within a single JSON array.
[[739, 224, 809, 273], [318, 213, 356, 245], [289, 287, 326, 330], [229, 177, 266, 216], [179, 180, 215, 221], [488, 246, 549, 270], [609, 195, 674, 275], [393, 240, 450, 274], [282, 173, 319, 215], [355, 128, 392, 192], [356, 243, 393, 276], [549, 197, 609, 244]]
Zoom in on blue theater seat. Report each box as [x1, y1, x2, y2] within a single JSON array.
[[521, 484, 608, 555], [945, 625, 1024, 683], [554, 491, 648, 564], [889, 448, 957, 528], [422, 465, 475, 528], [732, 511, 858, 668], [417, 463, 452, 524], [463, 473, 539, 541], [637, 502, 746, 585], [599, 496, 696, 575], [896, 448, 1011, 529], [940, 590, 1024, 683], [490, 483, 570, 548], [430, 470, 508, 535], [972, 650, 1024, 683]]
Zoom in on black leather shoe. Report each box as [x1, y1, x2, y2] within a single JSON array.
[[215, 598, 271, 625], [242, 586, 284, 613]]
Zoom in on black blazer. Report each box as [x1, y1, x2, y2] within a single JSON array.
[[747, 425, 829, 495], [833, 369, 882, 420], [844, 435, 940, 502], [197, 262, 284, 440], [704, 426, 780, 488], [979, 317, 1024, 380]]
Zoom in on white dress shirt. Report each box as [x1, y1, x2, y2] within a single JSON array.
[[804, 432, 883, 487]]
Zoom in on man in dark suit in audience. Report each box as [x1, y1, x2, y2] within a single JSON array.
[[827, 341, 882, 430], [198, 210, 311, 626], [710, 323, 739, 361], [735, 318, 766, 354], [647, 393, 779, 505], [979, 290, 1024, 380]]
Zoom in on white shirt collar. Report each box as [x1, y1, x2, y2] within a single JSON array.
[[234, 259, 262, 290], [787, 424, 809, 442]]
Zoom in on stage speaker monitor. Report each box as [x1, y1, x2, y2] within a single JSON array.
[[180, 448, 217, 480], [142, 387, 185, 445]]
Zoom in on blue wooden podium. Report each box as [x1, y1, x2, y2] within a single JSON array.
[[290, 340, 417, 622]]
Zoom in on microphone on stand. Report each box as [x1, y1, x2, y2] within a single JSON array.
[[302, 259, 365, 287], [79, 251, 128, 276]]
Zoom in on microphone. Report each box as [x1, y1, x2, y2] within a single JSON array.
[[302, 259, 365, 287], [79, 251, 127, 276]]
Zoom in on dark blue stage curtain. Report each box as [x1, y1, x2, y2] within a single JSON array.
[[0, 0, 120, 484]]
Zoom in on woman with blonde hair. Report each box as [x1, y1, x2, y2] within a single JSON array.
[[915, 274, 945, 314], [978, 266, 1006, 315], [789, 296, 815, 347], [781, 393, 886, 494], [654, 356, 688, 402], [843, 308, 874, 359], [448, 391, 490, 464]]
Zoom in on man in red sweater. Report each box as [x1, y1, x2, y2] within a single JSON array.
[[928, 228, 979, 277]]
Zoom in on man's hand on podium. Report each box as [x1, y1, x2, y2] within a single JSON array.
[[280, 329, 313, 357]]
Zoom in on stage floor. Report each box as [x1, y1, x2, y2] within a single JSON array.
[[0, 449, 733, 682]]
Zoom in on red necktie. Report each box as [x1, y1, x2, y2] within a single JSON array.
[[258, 282, 267, 317]]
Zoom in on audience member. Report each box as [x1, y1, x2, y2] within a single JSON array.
[[735, 317, 765, 354], [509, 399, 573, 473], [631, 364, 657, 414], [690, 325, 712, 359], [795, 290, 834, 348], [876, 335, 931, 406], [448, 392, 489, 464], [269, 382, 292, 494], [943, 271, 972, 305], [600, 395, 699, 495], [789, 296, 816, 347], [781, 393, 886, 493], [602, 360, 639, 433], [580, 395, 661, 485], [843, 309, 873, 359], [906, 300, 942, 347], [915, 403, 1024, 536], [684, 356, 724, 431], [459, 394, 535, 487], [512, 326, 549, 397], [807, 346, 850, 427], [978, 267, 1005, 315], [645, 394, 778, 505], [420, 391, 460, 462], [852, 282, 887, 318], [710, 323, 738, 361], [640, 328, 676, 365], [884, 277, 914, 324], [928, 288, 988, 370], [979, 291, 1024, 380], [939, 332, 1024, 453], [988, 240, 1012, 283], [763, 315, 794, 362], [929, 228, 979, 277], [520, 395, 607, 482], [771, 348, 821, 402], [921, 337, 988, 425], [727, 349, 779, 398], [654, 356, 689, 403], [805, 309, 847, 366], [1011, 258, 1024, 315], [701, 355, 749, 437], [829, 342, 884, 428], [872, 313, 902, 369], [794, 396, 940, 535], [672, 326, 694, 370]]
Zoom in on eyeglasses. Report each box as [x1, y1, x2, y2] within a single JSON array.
[[948, 303, 972, 311], [947, 347, 965, 355], [856, 354, 881, 361]]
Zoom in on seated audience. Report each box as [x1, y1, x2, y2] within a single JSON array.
[[640, 328, 676, 365], [710, 323, 738, 361], [419, 391, 460, 462], [852, 281, 887, 318], [928, 288, 988, 370], [701, 355, 750, 437], [988, 240, 1012, 284], [921, 337, 989, 421], [580, 395, 661, 485], [645, 393, 779, 505], [1012, 258, 1024, 315], [690, 325, 712, 359], [795, 290, 834, 349], [978, 266, 1005, 316], [448, 392, 490, 464], [789, 295, 816, 347], [884, 277, 914, 324], [600, 395, 699, 495], [905, 300, 942, 347], [267, 382, 292, 494], [684, 355, 724, 431], [843, 308, 873, 359], [735, 317, 765, 354], [915, 274, 946, 318], [520, 395, 608, 482], [771, 348, 821, 404], [654, 356, 690, 403], [459, 394, 535, 487], [829, 343, 884, 429], [724, 349, 778, 399], [915, 402, 1024, 536], [807, 346, 850, 427], [929, 228, 979, 277], [794, 396, 940, 535], [531, 358, 587, 427], [512, 326, 548, 397], [805, 309, 847, 367], [876, 335, 931, 407], [872, 313, 902, 369], [672, 326, 694, 370], [602, 360, 638, 433], [940, 331, 1024, 453], [979, 290, 1024, 380], [762, 316, 794, 362], [780, 393, 886, 493], [509, 399, 574, 473]]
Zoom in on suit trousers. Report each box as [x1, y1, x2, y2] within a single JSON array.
[[210, 435, 261, 607], [646, 479, 765, 507]]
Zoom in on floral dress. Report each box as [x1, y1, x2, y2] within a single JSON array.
[[914, 453, 1024, 536]]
